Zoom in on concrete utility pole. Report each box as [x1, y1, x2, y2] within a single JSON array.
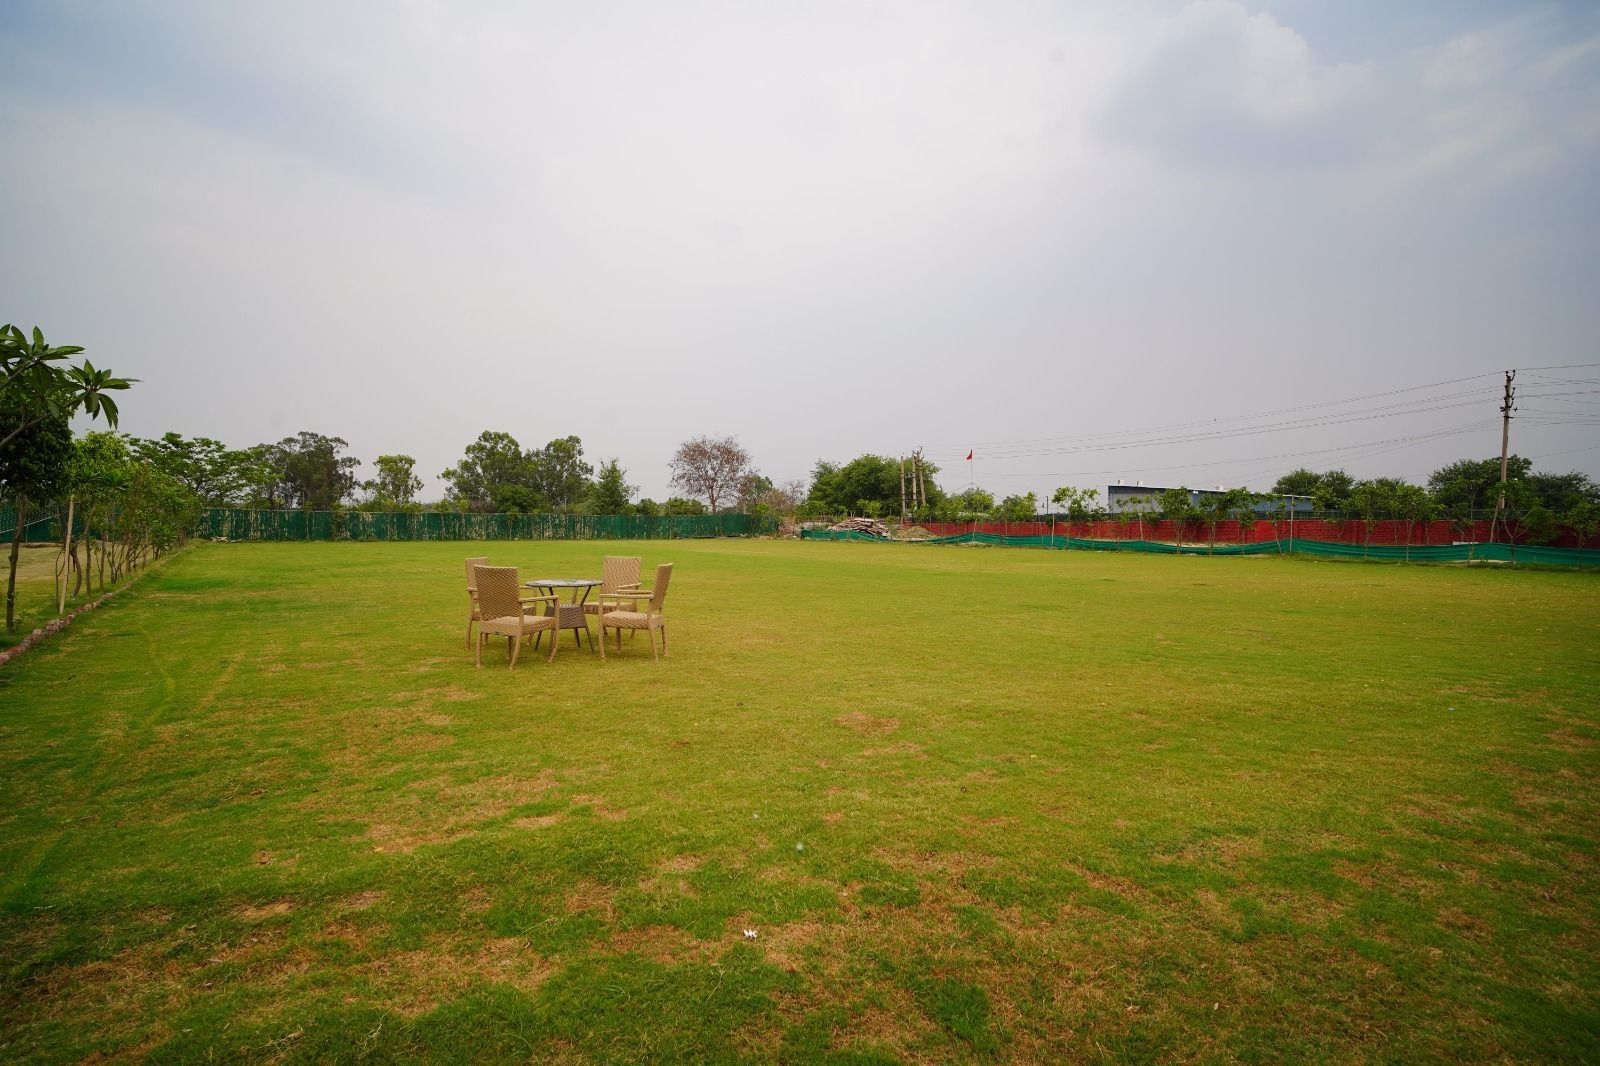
[[900, 456, 908, 523], [904, 448, 926, 516], [1491, 369, 1516, 542]]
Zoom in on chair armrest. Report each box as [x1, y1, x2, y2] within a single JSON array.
[[597, 589, 647, 602], [614, 582, 642, 590], [519, 593, 559, 604]]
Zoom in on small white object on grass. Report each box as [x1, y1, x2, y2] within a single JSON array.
[[795, 842, 805, 852], [743, 929, 758, 940]]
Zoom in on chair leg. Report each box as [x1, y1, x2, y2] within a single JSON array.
[[597, 623, 607, 660], [475, 631, 483, 669], [467, 619, 474, 650], [649, 626, 658, 660], [659, 624, 668, 658], [546, 625, 559, 662], [509, 632, 521, 670]]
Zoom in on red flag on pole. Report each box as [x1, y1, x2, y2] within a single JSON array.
[[966, 450, 973, 461]]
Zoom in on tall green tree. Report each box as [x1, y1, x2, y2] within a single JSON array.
[[1271, 469, 1322, 498], [1119, 494, 1154, 541], [806, 454, 944, 517], [1564, 500, 1600, 549], [1, 395, 73, 631], [1491, 480, 1543, 554], [996, 493, 1038, 522], [1310, 470, 1356, 511], [1390, 482, 1437, 556], [1235, 493, 1261, 546], [1428, 456, 1531, 513], [1201, 488, 1253, 552], [269, 432, 360, 510], [937, 487, 995, 520], [530, 436, 593, 511], [64, 432, 131, 599], [365, 454, 424, 510], [1, 326, 131, 632], [131, 433, 260, 505], [1527, 470, 1599, 513], [440, 431, 538, 512], [1349, 478, 1412, 554], [1052, 487, 1102, 526], [587, 458, 636, 514], [1158, 487, 1197, 542]]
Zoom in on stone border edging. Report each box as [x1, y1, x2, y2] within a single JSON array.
[[0, 545, 193, 669]]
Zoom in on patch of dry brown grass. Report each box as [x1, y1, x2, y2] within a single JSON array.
[[359, 935, 552, 1017], [836, 711, 900, 737]]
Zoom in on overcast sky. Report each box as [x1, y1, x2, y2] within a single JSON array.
[[3, 1, 1597, 504]]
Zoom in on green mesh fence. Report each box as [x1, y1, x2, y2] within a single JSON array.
[[203, 509, 778, 541], [0, 503, 67, 542], [798, 529, 1600, 567]]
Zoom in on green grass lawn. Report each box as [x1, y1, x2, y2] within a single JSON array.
[[1, 539, 1596, 1063], [1, 544, 138, 650]]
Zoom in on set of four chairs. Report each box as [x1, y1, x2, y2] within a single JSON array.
[[465, 555, 673, 669]]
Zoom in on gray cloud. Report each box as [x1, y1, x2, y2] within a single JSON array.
[[1099, 0, 1375, 166]]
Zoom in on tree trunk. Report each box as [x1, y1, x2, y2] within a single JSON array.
[[6, 495, 28, 632], [57, 496, 75, 614]]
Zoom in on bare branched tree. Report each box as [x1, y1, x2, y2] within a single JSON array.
[[668, 435, 751, 514]]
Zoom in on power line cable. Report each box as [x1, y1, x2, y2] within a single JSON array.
[[925, 397, 1498, 462], [921, 363, 1592, 464], [921, 369, 1504, 451], [971, 420, 1496, 481]]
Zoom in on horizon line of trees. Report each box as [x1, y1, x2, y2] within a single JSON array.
[[15, 428, 1600, 543], [14, 320, 1595, 634], [7, 318, 1598, 567]]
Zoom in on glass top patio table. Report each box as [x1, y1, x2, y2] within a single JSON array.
[[524, 578, 601, 599], [523, 579, 601, 648]]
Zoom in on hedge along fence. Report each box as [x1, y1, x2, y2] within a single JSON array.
[[799, 529, 1600, 567], [201, 509, 780, 542]]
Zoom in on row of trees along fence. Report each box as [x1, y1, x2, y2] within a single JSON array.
[[2, 478, 197, 616], [5, 506, 779, 544], [201, 508, 780, 541]]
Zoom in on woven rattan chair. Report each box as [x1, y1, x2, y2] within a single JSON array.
[[467, 556, 555, 650], [473, 565, 560, 669], [464, 556, 489, 649], [597, 563, 672, 660], [584, 555, 643, 617]]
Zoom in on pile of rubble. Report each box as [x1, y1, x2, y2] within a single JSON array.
[[828, 516, 892, 538]]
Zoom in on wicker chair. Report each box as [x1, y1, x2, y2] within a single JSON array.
[[464, 556, 489, 649], [473, 565, 561, 669], [596, 564, 672, 660], [467, 556, 557, 651], [584, 555, 643, 617]]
